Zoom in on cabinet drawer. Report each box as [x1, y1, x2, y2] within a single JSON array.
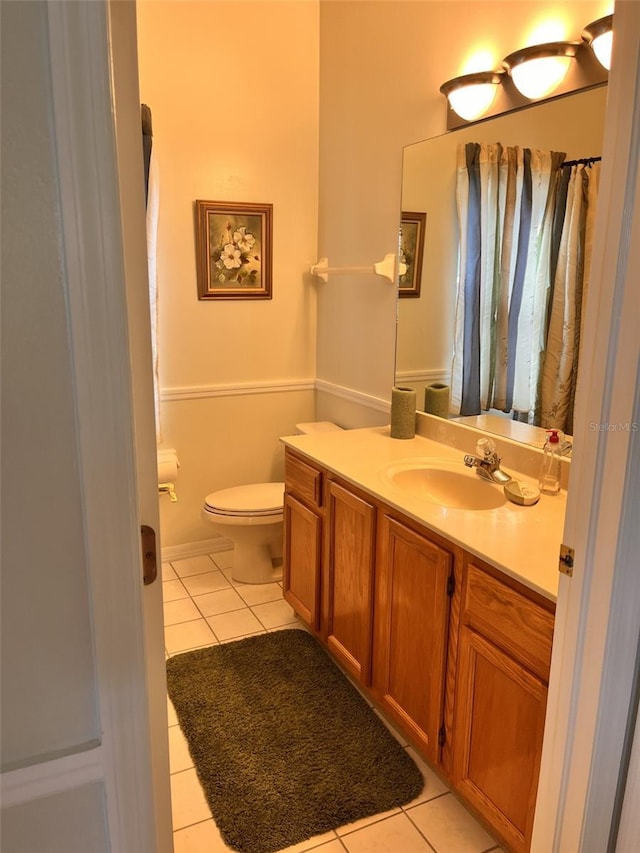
[[285, 452, 323, 508], [464, 564, 554, 680]]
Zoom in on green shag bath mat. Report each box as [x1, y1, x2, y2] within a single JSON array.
[[166, 629, 424, 853]]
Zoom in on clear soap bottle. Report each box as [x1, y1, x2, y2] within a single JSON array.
[[539, 429, 561, 495]]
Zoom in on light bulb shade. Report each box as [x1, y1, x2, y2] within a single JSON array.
[[503, 42, 579, 100], [439, 71, 504, 121], [582, 14, 613, 70]]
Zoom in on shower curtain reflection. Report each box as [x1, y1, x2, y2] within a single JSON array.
[[450, 142, 600, 434]]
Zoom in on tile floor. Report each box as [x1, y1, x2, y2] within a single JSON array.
[[163, 550, 503, 853]]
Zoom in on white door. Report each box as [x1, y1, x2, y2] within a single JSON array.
[[7, 1, 173, 849]]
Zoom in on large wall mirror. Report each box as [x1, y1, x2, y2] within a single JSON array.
[[396, 85, 607, 445]]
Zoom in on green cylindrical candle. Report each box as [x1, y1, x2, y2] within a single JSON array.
[[391, 386, 416, 439], [424, 383, 450, 419]]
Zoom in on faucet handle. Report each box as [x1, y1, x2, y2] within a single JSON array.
[[476, 437, 497, 459]]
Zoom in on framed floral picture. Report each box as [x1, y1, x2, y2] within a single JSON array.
[[195, 200, 273, 300], [399, 211, 426, 298]]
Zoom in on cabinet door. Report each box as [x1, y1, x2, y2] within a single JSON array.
[[325, 481, 375, 684], [453, 627, 548, 853], [373, 515, 451, 764], [283, 493, 321, 631]]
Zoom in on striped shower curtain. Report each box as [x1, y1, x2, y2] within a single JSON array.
[[450, 142, 599, 433], [539, 161, 600, 432]]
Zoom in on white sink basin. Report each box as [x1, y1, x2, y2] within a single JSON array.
[[381, 458, 507, 510]]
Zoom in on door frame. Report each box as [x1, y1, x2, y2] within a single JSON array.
[[532, 2, 640, 849]]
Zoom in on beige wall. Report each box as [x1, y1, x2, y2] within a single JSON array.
[[317, 0, 610, 419], [136, 1, 320, 547]]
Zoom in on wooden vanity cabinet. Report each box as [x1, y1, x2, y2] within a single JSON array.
[[451, 561, 555, 853], [283, 448, 555, 852], [324, 480, 376, 685], [283, 452, 324, 632], [372, 514, 453, 764]]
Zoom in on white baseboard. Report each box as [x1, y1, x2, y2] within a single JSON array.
[[161, 537, 233, 564]]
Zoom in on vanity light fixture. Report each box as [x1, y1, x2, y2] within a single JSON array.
[[439, 70, 504, 121], [502, 42, 580, 100], [582, 14, 613, 70]]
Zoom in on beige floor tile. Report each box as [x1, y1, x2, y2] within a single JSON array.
[[221, 567, 239, 586], [252, 598, 298, 629], [170, 768, 211, 831], [267, 623, 308, 634], [277, 830, 341, 852], [304, 842, 346, 853], [171, 554, 217, 578], [164, 597, 201, 626], [162, 562, 177, 581], [206, 608, 264, 641], [164, 618, 216, 653], [235, 581, 283, 606], [335, 807, 401, 836], [373, 708, 408, 747], [341, 812, 433, 852], [167, 697, 178, 727], [181, 570, 231, 597], [193, 587, 245, 617], [168, 724, 193, 773], [173, 819, 233, 853], [407, 793, 497, 852], [163, 579, 189, 602], [401, 746, 449, 808], [210, 549, 234, 570]]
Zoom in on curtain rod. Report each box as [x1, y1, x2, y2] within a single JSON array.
[[562, 156, 602, 167]]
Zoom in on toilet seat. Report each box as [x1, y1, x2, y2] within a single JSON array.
[[204, 482, 284, 518]]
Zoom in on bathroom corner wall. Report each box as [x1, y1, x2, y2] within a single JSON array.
[[136, 1, 320, 548]]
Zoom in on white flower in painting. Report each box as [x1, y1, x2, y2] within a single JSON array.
[[220, 242, 242, 269], [233, 226, 256, 253]]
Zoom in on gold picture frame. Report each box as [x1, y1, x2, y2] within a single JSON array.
[[399, 211, 426, 298], [195, 200, 273, 300]]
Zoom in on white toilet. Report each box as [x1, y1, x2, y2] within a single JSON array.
[[202, 422, 342, 584]]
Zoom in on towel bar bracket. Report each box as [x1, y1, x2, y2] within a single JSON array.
[[310, 253, 402, 284]]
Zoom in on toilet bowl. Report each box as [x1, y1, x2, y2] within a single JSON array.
[[202, 421, 342, 584], [203, 483, 285, 584]]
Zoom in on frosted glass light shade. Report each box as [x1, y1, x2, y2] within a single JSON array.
[[440, 71, 503, 121], [583, 15, 613, 70], [503, 42, 579, 100]]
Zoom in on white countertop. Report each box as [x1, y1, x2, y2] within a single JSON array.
[[281, 426, 565, 601]]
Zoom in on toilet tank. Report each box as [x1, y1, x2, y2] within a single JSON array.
[[295, 421, 343, 435]]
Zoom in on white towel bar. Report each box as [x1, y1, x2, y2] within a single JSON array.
[[310, 253, 400, 283]]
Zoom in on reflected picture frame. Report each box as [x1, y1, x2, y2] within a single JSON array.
[[195, 200, 273, 300], [399, 211, 426, 298]]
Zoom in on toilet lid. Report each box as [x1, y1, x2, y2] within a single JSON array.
[[204, 482, 285, 517]]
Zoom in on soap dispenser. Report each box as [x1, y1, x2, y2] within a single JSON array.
[[539, 429, 562, 495]]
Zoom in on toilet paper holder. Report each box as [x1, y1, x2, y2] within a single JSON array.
[[158, 482, 178, 502], [157, 448, 179, 501]]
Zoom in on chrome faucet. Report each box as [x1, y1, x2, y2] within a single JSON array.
[[464, 438, 512, 485]]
